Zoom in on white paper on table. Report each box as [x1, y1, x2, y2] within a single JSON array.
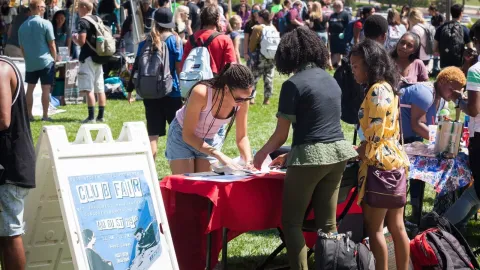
[[212, 155, 272, 175], [184, 175, 251, 182]]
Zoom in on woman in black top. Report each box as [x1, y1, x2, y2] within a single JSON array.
[[253, 27, 357, 270], [308, 2, 328, 44], [328, 0, 350, 67]]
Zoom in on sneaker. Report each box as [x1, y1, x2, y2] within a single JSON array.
[[96, 118, 105, 123], [81, 118, 96, 124], [41, 117, 53, 122], [250, 98, 255, 105]]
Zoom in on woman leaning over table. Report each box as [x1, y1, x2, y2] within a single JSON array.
[[166, 63, 255, 175], [350, 39, 410, 270], [253, 27, 358, 270]]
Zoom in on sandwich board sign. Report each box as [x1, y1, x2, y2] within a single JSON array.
[[23, 122, 179, 270]]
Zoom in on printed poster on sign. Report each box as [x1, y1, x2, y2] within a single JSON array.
[[64, 61, 81, 104], [69, 170, 162, 270]]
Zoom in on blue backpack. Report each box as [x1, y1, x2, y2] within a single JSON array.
[[274, 11, 289, 35]]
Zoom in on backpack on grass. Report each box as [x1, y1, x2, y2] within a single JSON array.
[[315, 230, 375, 270], [418, 212, 480, 269], [418, 23, 436, 55], [410, 228, 475, 270], [134, 35, 173, 99], [83, 15, 116, 57], [410, 212, 480, 270], [179, 32, 220, 98], [260, 25, 280, 59]]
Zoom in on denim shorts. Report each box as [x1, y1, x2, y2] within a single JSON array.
[[165, 119, 225, 162], [0, 184, 29, 236]]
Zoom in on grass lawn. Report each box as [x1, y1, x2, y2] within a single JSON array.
[[24, 71, 480, 269]]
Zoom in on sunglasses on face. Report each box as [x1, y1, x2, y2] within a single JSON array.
[[230, 89, 254, 103]]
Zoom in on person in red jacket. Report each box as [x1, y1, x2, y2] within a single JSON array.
[[181, 5, 236, 74]]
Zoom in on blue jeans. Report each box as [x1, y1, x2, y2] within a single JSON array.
[[317, 32, 328, 45], [0, 184, 30, 236], [165, 119, 225, 162], [444, 186, 480, 228]]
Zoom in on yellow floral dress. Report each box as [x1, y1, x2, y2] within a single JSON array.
[[357, 82, 410, 205]]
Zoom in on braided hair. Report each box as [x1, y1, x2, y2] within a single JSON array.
[[185, 63, 254, 141], [275, 26, 329, 75]]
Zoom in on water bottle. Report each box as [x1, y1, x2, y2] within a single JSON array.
[[462, 115, 470, 148]]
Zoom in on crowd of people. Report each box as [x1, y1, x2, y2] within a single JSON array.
[[2, 0, 480, 269]]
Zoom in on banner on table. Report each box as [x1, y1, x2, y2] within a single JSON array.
[[23, 122, 179, 270], [64, 61, 81, 104]]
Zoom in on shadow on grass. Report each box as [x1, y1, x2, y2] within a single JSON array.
[[49, 117, 82, 123], [224, 253, 315, 270]]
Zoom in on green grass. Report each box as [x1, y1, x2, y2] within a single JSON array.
[[25, 72, 480, 269]]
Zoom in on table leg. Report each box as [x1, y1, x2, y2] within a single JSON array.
[[206, 201, 213, 270], [222, 227, 228, 270], [410, 179, 425, 226]]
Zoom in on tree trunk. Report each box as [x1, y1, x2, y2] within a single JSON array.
[[446, 0, 452, 21]]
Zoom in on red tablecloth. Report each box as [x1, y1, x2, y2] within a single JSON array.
[[160, 173, 362, 270]]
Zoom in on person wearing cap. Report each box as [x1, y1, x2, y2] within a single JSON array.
[[126, 7, 183, 159], [181, 5, 236, 74]]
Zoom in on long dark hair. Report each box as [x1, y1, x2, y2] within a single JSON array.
[[185, 63, 254, 140], [391, 32, 421, 62], [350, 39, 400, 94], [52, 10, 68, 35]]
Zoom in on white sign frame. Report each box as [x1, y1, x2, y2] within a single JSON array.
[[24, 122, 179, 270]]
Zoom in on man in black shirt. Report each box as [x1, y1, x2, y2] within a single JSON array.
[[434, 4, 473, 69], [429, 5, 444, 28], [72, 0, 108, 123], [185, 0, 201, 33], [0, 57, 35, 270]]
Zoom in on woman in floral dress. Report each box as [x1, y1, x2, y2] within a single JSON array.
[[350, 39, 411, 270]]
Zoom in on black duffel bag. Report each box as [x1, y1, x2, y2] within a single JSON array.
[[315, 230, 375, 270]]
